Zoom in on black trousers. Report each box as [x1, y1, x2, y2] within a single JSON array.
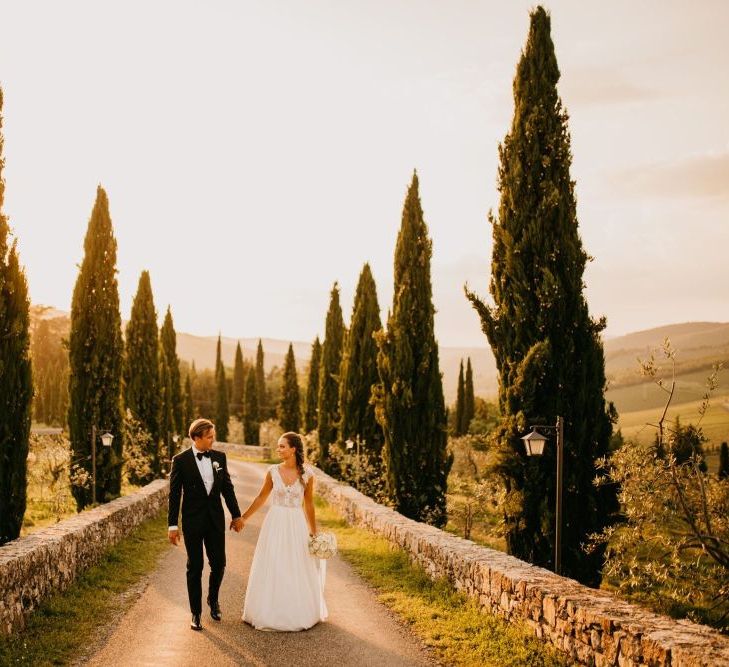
[[184, 523, 226, 614]]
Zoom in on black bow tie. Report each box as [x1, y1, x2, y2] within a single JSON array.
[[196, 451, 211, 460]]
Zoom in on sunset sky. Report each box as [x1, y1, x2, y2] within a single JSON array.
[[1, 1, 727, 347]]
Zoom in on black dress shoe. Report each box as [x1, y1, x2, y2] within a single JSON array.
[[208, 598, 222, 621], [191, 613, 203, 631]]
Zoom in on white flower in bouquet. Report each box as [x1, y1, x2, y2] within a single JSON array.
[[308, 531, 338, 559]]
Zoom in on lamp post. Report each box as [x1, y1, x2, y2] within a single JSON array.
[[521, 416, 564, 575], [91, 425, 114, 504]]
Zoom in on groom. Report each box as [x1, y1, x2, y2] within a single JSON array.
[[168, 418, 244, 630]]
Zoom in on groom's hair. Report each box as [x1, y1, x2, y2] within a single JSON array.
[[189, 418, 215, 440]]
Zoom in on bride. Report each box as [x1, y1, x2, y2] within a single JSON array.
[[240, 432, 328, 631]]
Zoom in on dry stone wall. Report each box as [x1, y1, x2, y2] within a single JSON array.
[[214, 441, 272, 459], [0, 479, 168, 636], [312, 469, 729, 667]]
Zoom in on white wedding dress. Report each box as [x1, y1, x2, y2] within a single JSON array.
[[242, 464, 328, 631]]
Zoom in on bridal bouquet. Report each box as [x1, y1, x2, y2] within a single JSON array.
[[308, 531, 338, 559]]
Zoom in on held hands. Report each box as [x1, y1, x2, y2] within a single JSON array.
[[230, 517, 245, 532], [168, 529, 180, 546]]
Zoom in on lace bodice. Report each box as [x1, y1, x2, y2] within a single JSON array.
[[269, 464, 313, 508]]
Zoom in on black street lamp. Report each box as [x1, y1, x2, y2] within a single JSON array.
[[521, 416, 564, 575], [91, 425, 114, 504]]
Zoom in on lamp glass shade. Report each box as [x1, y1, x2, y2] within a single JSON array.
[[521, 429, 547, 456], [100, 432, 114, 447]]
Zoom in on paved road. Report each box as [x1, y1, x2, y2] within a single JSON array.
[[84, 459, 437, 667]]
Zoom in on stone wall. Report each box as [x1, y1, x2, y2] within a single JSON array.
[[312, 469, 729, 667], [0, 479, 168, 636]]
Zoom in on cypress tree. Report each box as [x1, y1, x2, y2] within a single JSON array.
[[244, 368, 260, 444], [454, 360, 465, 436], [182, 373, 194, 434], [160, 307, 183, 435], [255, 339, 267, 419], [317, 282, 345, 469], [214, 335, 229, 442], [232, 342, 245, 421], [719, 442, 729, 481], [278, 343, 301, 432], [339, 264, 383, 455], [159, 353, 174, 471], [123, 271, 160, 465], [373, 172, 451, 527], [465, 6, 617, 585], [463, 357, 475, 434], [68, 186, 124, 508], [0, 85, 33, 542], [304, 337, 322, 433]]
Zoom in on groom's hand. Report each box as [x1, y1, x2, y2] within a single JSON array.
[[230, 517, 244, 532], [168, 529, 180, 546]]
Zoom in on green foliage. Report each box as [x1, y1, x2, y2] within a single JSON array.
[[374, 172, 451, 527], [454, 360, 465, 436], [464, 358, 475, 434], [182, 373, 194, 433], [304, 336, 322, 433], [231, 341, 245, 420], [278, 343, 301, 432], [122, 409, 154, 483], [159, 307, 183, 434], [158, 354, 175, 469], [669, 416, 708, 472], [338, 263, 384, 458], [0, 89, 32, 544], [244, 364, 260, 444], [255, 339, 268, 419], [68, 186, 124, 509], [590, 440, 729, 631], [123, 271, 160, 479], [720, 442, 729, 480], [30, 309, 69, 427], [465, 7, 616, 584], [317, 283, 345, 470], [214, 335, 229, 442], [469, 397, 500, 436]]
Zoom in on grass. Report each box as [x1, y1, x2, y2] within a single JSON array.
[[606, 366, 729, 414], [0, 510, 171, 666], [617, 392, 729, 456], [315, 498, 569, 667]]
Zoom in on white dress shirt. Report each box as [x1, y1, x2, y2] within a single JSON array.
[[168, 445, 215, 532]]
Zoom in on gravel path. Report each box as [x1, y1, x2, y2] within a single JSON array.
[[84, 459, 438, 667]]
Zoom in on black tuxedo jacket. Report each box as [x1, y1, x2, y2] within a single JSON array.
[[167, 447, 241, 534]]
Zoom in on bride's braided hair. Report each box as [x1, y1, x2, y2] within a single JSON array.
[[282, 432, 306, 487]]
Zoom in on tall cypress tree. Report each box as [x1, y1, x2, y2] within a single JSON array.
[[0, 86, 33, 543], [214, 335, 229, 442], [317, 282, 345, 469], [463, 357, 475, 434], [255, 339, 267, 419], [454, 360, 465, 436], [278, 343, 301, 432], [160, 307, 183, 435], [719, 442, 729, 481], [182, 373, 194, 433], [244, 367, 260, 444], [304, 337, 322, 433], [338, 264, 383, 455], [68, 186, 124, 508], [124, 271, 160, 463], [159, 353, 174, 471], [373, 172, 451, 527], [465, 6, 617, 585], [232, 342, 245, 421]]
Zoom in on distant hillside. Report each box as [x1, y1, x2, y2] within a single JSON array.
[[31, 306, 728, 410]]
